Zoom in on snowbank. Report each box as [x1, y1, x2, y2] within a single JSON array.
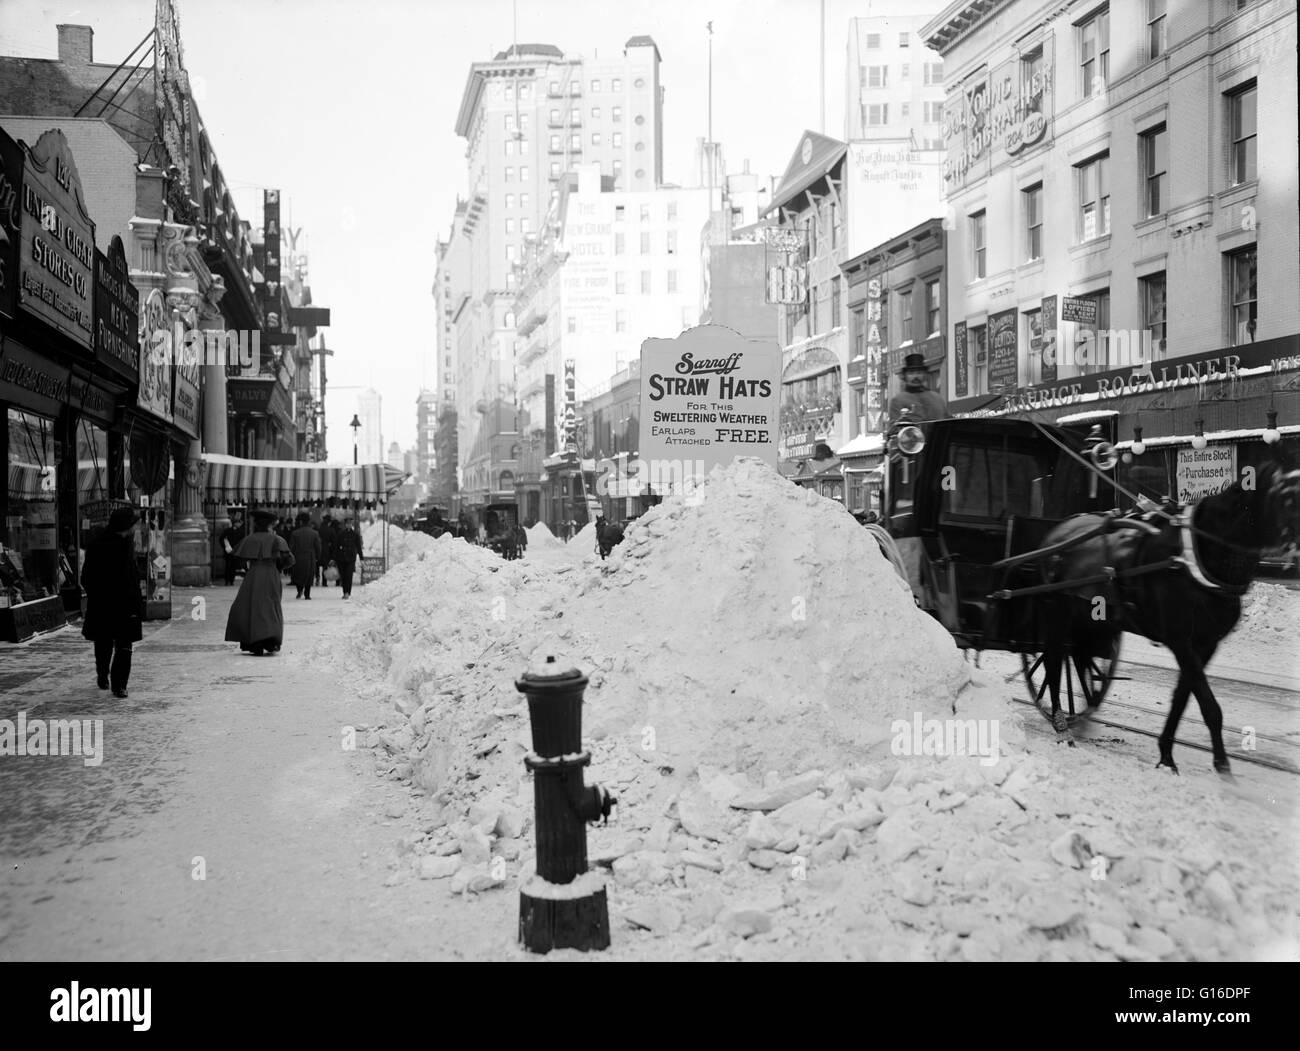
[[322, 459, 1299, 961], [526, 523, 563, 549], [362, 521, 438, 567]]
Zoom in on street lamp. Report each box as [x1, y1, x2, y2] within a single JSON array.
[[349, 413, 362, 465]]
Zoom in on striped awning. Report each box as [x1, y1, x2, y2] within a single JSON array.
[[204, 453, 408, 504]]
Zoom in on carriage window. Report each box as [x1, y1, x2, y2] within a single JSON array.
[[941, 442, 1050, 522]]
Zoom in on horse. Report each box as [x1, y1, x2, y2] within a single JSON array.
[[1034, 458, 1300, 774], [595, 515, 625, 560]]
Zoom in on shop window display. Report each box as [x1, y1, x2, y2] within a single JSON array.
[[2, 409, 63, 608]]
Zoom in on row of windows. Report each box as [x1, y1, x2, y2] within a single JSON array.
[[541, 76, 634, 97], [965, 83, 1255, 278], [504, 229, 678, 263], [538, 107, 640, 125], [614, 202, 679, 222], [556, 306, 695, 335], [864, 32, 922, 50], [861, 101, 944, 126], [859, 62, 945, 88], [611, 270, 680, 295], [545, 132, 641, 150], [958, 250, 1255, 396]]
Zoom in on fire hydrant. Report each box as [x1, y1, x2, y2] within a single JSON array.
[[516, 655, 616, 953]]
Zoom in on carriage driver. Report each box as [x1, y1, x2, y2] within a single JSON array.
[[887, 352, 948, 428]]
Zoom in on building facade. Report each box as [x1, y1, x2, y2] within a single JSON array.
[[923, 0, 1299, 498], [355, 388, 383, 466], [846, 8, 948, 147]]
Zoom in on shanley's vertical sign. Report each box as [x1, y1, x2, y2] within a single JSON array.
[[639, 325, 781, 490]]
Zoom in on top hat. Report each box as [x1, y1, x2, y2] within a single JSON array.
[[108, 507, 138, 532], [896, 352, 929, 375]]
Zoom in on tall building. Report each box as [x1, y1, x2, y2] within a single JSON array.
[[846, 6, 947, 146], [922, 0, 1298, 486], [355, 389, 383, 465], [387, 441, 404, 471], [446, 38, 665, 511], [415, 388, 439, 490]]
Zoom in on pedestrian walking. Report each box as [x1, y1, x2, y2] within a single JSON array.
[[289, 513, 322, 600], [225, 508, 294, 655], [334, 516, 363, 599], [315, 516, 333, 586], [80, 506, 143, 698], [220, 512, 246, 585]]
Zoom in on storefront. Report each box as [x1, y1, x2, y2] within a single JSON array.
[[836, 432, 885, 515]]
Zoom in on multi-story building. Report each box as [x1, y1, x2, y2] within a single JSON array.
[[355, 388, 383, 465], [923, 0, 1299, 495], [415, 388, 439, 493], [765, 129, 945, 478], [447, 38, 665, 510], [846, 7, 948, 146]]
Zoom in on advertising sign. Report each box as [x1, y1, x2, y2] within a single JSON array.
[[17, 130, 95, 350], [562, 359, 577, 452], [953, 321, 968, 399], [261, 189, 281, 354], [988, 308, 1018, 392], [136, 288, 173, 423], [764, 226, 807, 307], [560, 200, 612, 335], [93, 236, 140, 384], [0, 126, 22, 321], [1176, 445, 1238, 505], [1061, 295, 1097, 325], [1040, 295, 1058, 383], [639, 325, 781, 487]]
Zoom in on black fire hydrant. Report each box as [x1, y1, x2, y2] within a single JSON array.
[[516, 655, 616, 953]]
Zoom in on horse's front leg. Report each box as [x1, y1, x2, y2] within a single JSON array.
[[1186, 643, 1230, 774], [1156, 670, 1192, 773]]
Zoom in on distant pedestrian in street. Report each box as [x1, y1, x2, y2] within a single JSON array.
[[220, 512, 246, 585], [225, 509, 294, 655], [289, 513, 322, 600], [80, 506, 143, 698], [334, 516, 363, 599], [315, 516, 334, 586]]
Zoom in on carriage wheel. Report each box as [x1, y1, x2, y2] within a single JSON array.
[[1020, 633, 1122, 721]]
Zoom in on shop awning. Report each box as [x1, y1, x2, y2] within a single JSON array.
[[204, 453, 407, 504]]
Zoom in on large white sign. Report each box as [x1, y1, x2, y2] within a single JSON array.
[[1176, 445, 1237, 505], [639, 325, 781, 491]]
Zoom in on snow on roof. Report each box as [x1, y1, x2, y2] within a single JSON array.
[[836, 432, 885, 457], [1115, 423, 1300, 449], [1055, 409, 1120, 424]]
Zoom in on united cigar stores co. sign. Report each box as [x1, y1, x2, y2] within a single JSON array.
[[943, 58, 1053, 187]]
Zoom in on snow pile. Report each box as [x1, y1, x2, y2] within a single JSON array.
[[1237, 580, 1299, 639], [362, 521, 438, 567], [322, 458, 1299, 961], [526, 523, 563, 549]]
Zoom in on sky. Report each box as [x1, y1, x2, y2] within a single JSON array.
[[0, 0, 938, 451]]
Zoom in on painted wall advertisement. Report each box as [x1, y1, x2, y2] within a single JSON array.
[[560, 200, 612, 335], [639, 325, 781, 491], [1176, 445, 1237, 505], [988, 308, 1018, 392], [17, 130, 95, 350], [1040, 295, 1058, 384]]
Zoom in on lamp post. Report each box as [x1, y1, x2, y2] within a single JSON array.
[[349, 413, 361, 465]]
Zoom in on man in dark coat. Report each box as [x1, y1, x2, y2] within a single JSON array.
[[289, 513, 322, 599], [81, 506, 143, 698], [315, 517, 333, 586], [220, 513, 246, 585], [334, 517, 363, 599]]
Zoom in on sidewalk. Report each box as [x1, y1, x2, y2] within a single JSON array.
[[0, 580, 512, 961]]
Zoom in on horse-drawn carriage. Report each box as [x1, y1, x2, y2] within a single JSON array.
[[868, 412, 1300, 773]]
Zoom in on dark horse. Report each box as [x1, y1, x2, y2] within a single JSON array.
[[595, 515, 625, 560], [1036, 458, 1300, 774]]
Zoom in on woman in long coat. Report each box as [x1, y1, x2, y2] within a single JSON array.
[[81, 506, 143, 698], [289, 513, 322, 599], [225, 509, 295, 655]]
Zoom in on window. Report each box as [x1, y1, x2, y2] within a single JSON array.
[[924, 62, 943, 86], [1021, 46, 1045, 113], [521, 218, 532, 235], [866, 33, 881, 48], [1142, 125, 1168, 216], [520, 166, 529, 181], [634, 115, 645, 126], [612, 132, 623, 148], [505, 193, 515, 209], [639, 232, 651, 254], [1147, 0, 1167, 59], [592, 132, 601, 146], [640, 204, 650, 222], [901, 64, 910, 81], [591, 107, 600, 120], [1023, 183, 1043, 260], [901, 102, 910, 118], [613, 159, 623, 179], [591, 79, 600, 92], [549, 161, 560, 177], [505, 85, 514, 101], [549, 81, 559, 95], [518, 137, 528, 154], [866, 103, 889, 126], [1140, 271, 1167, 356], [899, 289, 913, 339], [615, 310, 627, 333], [505, 218, 515, 234], [549, 134, 561, 152], [667, 201, 677, 221], [568, 316, 577, 334], [505, 166, 515, 182], [867, 65, 888, 88], [667, 270, 678, 293], [615, 232, 625, 254], [504, 140, 514, 156], [570, 134, 581, 150], [666, 230, 677, 254], [1228, 246, 1257, 345], [615, 272, 626, 294], [612, 78, 621, 92], [519, 84, 531, 100], [549, 108, 561, 124], [634, 169, 646, 179], [831, 279, 841, 329], [570, 81, 581, 96], [1077, 154, 1110, 240], [615, 204, 625, 221], [1229, 82, 1257, 185], [971, 324, 988, 393], [613, 106, 623, 122], [520, 193, 529, 209], [633, 78, 645, 88], [924, 101, 943, 123], [1075, 290, 1111, 372], [1080, 8, 1110, 98], [1025, 308, 1044, 383], [971, 210, 987, 279], [505, 113, 515, 130], [899, 32, 909, 48], [570, 111, 581, 127], [925, 280, 940, 335], [638, 270, 650, 294], [506, 243, 517, 263]]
